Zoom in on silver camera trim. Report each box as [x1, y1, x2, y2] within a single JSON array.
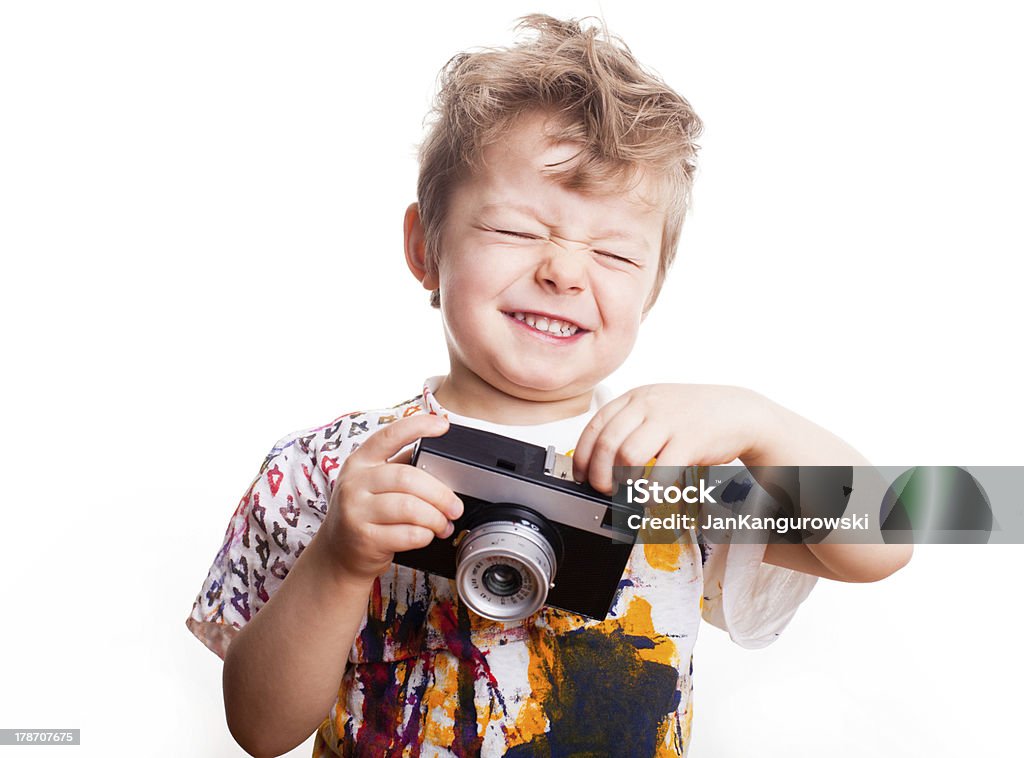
[[455, 520, 557, 621], [415, 451, 614, 538]]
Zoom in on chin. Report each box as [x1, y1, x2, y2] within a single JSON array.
[[496, 368, 589, 398]]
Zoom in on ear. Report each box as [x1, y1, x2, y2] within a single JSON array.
[[404, 203, 439, 290]]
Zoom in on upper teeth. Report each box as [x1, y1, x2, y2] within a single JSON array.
[[512, 312, 580, 336]]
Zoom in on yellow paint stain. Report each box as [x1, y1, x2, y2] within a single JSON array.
[[423, 716, 455, 752], [614, 596, 677, 668], [513, 698, 548, 745], [421, 654, 454, 710], [312, 720, 331, 758], [322, 672, 357, 748], [476, 681, 509, 737], [644, 541, 682, 572], [421, 654, 457, 747], [654, 715, 675, 758], [634, 464, 705, 575], [510, 622, 560, 746], [467, 609, 508, 638], [639, 495, 695, 572], [542, 608, 590, 635]]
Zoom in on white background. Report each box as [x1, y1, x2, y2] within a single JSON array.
[[1, 1, 1021, 756]]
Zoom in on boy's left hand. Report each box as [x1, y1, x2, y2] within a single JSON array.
[[571, 383, 769, 494]]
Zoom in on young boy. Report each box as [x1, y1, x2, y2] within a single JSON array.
[[187, 15, 911, 757]]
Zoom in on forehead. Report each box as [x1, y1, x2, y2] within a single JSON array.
[[459, 112, 667, 241]]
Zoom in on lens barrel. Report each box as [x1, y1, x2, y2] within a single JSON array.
[[454, 506, 559, 622]]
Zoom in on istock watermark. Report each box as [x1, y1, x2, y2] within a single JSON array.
[[610, 465, 1020, 545], [625, 477, 718, 505]]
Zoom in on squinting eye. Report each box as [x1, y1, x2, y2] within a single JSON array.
[[495, 229, 539, 240], [595, 250, 635, 265]]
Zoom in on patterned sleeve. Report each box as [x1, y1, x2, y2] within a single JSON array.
[[700, 474, 817, 649], [185, 424, 333, 659]]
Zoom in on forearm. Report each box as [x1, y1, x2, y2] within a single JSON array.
[[763, 542, 911, 582], [222, 532, 374, 757], [744, 392, 913, 582], [742, 392, 873, 469]]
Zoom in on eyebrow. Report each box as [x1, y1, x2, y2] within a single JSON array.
[[479, 202, 651, 250]]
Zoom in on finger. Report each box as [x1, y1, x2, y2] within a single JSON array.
[[366, 522, 438, 553], [351, 413, 450, 466], [648, 442, 700, 521], [369, 493, 454, 539], [651, 440, 700, 471], [388, 446, 414, 466], [583, 406, 647, 495], [658, 440, 735, 469], [641, 437, 688, 491], [365, 462, 464, 520], [614, 422, 671, 485], [572, 393, 632, 481]]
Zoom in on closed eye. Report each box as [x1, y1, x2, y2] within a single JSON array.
[[490, 227, 638, 265], [595, 250, 638, 266], [495, 229, 541, 240]]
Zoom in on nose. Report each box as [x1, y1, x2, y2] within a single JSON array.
[[535, 240, 586, 295]]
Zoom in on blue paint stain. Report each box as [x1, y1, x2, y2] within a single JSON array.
[[505, 625, 679, 757], [720, 477, 752, 504]]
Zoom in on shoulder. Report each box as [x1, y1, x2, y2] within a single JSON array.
[[260, 392, 428, 475]]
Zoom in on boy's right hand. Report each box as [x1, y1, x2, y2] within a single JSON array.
[[319, 413, 464, 582]]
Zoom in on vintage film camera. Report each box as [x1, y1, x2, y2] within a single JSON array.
[[393, 423, 641, 622]]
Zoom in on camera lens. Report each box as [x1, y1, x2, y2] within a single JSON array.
[[482, 564, 523, 597], [454, 505, 560, 622]]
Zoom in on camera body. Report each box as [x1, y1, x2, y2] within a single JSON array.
[[393, 422, 640, 622]]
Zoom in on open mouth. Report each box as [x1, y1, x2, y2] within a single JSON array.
[[503, 311, 587, 338]]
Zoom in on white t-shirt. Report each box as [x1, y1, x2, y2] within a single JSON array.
[[436, 375, 616, 452]]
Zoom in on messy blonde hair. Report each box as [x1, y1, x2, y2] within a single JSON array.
[[417, 14, 703, 308]]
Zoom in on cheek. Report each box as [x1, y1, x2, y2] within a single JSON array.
[[442, 246, 530, 297], [436, 253, 479, 309], [594, 278, 648, 337], [437, 252, 505, 326]]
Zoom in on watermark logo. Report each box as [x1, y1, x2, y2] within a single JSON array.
[[625, 477, 718, 505]]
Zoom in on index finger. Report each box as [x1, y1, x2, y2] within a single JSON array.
[[572, 394, 631, 482], [351, 413, 450, 466]]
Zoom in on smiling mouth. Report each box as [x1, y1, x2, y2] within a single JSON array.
[[503, 311, 586, 337]]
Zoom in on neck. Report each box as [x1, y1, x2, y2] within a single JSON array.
[[433, 366, 594, 425]]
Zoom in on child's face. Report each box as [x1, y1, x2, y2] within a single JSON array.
[[427, 112, 664, 404]]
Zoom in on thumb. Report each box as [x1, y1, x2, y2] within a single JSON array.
[[353, 413, 450, 465]]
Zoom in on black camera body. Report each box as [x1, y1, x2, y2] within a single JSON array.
[[393, 423, 640, 621]]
